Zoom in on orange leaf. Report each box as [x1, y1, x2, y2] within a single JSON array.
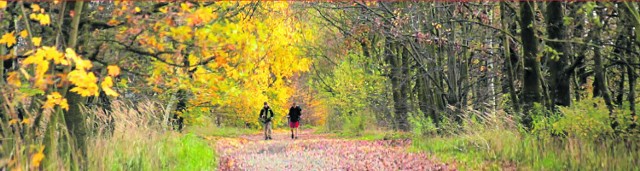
[[107, 65, 120, 77]]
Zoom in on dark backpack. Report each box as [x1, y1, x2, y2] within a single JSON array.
[[260, 107, 274, 122]]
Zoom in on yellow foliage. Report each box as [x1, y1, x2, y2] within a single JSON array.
[[0, 1, 6, 9], [35, 13, 51, 26], [68, 71, 99, 97], [0, 31, 17, 47], [20, 30, 28, 38], [107, 65, 120, 77], [31, 3, 40, 12], [66, 48, 91, 69], [32, 37, 41, 46], [43, 92, 69, 111], [107, 19, 119, 26], [101, 76, 119, 97], [7, 71, 21, 87], [30, 146, 45, 168]]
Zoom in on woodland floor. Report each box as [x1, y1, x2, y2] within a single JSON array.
[[213, 129, 455, 171]]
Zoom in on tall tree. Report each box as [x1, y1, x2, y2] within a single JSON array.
[[547, 1, 571, 107], [520, 1, 543, 127]]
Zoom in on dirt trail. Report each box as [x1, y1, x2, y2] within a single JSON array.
[[215, 129, 455, 171]]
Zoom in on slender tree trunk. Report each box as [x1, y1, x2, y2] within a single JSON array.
[[592, 18, 616, 128], [628, 60, 637, 129], [502, 2, 520, 113], [547, 1, 571, 107], [62, 2, 87, 169], [520, 1, 543, 128]]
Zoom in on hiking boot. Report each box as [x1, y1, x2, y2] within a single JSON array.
[[291, 134, 294, 139], [265, 137, 269, 140]]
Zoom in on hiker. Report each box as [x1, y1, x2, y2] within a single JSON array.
[[259, 102, 274, 140], [287, 102, 302, 139]]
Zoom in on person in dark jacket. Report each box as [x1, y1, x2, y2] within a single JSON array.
[[259, 102, 274, 140], [287, 102, 302, 139]]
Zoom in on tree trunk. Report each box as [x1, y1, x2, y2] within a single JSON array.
[[62, 1, 87, 168], [547, 1, 571, 107], [520, 1, 543, 128], [501, 2, 520, 113], [591, 15, 616, 128], [385, 41, 409, 131]]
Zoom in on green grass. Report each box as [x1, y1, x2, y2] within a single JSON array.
[[331, 130, 411, 141], [410, 129, 640, 170], [89, 132, 217, 171], [187, 125, 258, 138]]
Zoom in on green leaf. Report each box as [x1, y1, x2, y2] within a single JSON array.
[[19, 86, 45, 96]]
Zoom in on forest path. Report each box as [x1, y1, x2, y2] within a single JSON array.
[[214, 129, 455, 171]]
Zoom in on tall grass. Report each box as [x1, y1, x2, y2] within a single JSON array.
[[409, 101, 640, 170], [84, 100, 217, 170]]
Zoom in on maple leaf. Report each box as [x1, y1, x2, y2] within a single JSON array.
[[0, 1, 7, 9], [32, 37, 42, 46], [68, 70, 99, 97], [31, 146, 45, 167], [43, 92, 63, 109], [20, 30, 28, 38], [107, 65, 120, 77], [21, 118, 31, 124], [107, 19, 119, 26], [31, 3, 40, 12], [60, 99, 69, 111], [0, 31, 17, 47], [36, 13, 51, 26], [7, 72, 21, 87]]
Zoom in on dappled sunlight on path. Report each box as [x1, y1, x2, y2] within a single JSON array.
[[215, 130, 454, 171]]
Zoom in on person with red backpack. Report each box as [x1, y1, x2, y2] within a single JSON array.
[[287, 102, 302, 139]]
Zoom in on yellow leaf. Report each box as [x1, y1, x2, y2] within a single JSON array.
[[32, 37, 41, 46], [107, 65, 120, 77], [29, 13, 37, 20], [37, 14, 50, 26], [9, 119, 18, 125], [102, 86, 119, 97], [42, 46, 66, 65], [180, 3, 190, 11], [134, 7, 141, 13], [31, 3, 40, 12], [0, 1, 7, 9], [20, 30, 28, 38], [60, 99, 69, 111], [7, 71, 21, 87], [68, 71, 99, 97], [102, 76, 114, 87], [31, 146, 45, 167], [107, 19, 119, 26], [159, 7, 168, 13], [101, 76, 119, 96], [43, 92, 63, 109], [21, 118, 31, 124], [0, 31, 17, 47]]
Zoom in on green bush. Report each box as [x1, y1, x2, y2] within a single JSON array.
[[342, 113, 366, 136], [408, 112, 437, 136], [554, 97, 613, 139]]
